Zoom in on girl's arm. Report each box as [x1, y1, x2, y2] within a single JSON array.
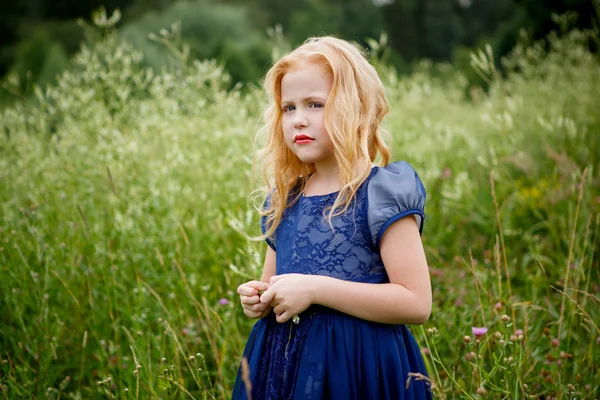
[[262, 215, 432, 325], [260, 246, 277, 283], [311, 215, 432, 324]]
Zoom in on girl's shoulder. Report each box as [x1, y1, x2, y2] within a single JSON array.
[[365, 161, 427, 249]]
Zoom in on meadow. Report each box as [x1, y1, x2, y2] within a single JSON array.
[[0, 12, 599, 399]]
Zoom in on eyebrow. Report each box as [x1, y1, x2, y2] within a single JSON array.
[[280, 95, 327, 105]]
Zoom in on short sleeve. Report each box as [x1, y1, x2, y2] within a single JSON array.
[[260, 192, 276, 251], [367, 161, 426, 249]]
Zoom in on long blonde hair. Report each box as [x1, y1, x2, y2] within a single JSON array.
[[255, 36, 390, 240]]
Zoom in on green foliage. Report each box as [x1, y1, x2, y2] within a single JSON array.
[[1, 12, 599, 399], [119, 0, 272, 84]]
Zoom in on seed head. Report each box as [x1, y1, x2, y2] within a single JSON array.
[[464, 336, 471, 343], [501, 314, 510, 322], [510, 335, 517, 342], [161, 357, 167, 363], [189, 355, 195, 362], [476, 387, 486, 395], [136, 364, 141, 370], [124, 388, 129, 393]]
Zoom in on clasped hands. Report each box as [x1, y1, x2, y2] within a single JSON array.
[[237, 274, 315, 324]]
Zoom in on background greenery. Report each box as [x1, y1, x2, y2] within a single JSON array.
[[1, 0, 598, 108], [1, 3, 599, 400]]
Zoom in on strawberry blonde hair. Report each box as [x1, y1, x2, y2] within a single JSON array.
[[255, 36, 390, 240]]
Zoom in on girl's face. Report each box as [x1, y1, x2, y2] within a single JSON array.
[[280, 62, 334, 167]]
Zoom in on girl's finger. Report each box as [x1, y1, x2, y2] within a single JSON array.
[[237, 285, 258, 296], [244, 310, 261, 319], [272, 304, 284, 315], [246, 303, 268, 312], [276, 311, 291, 324], [259, 287, 275, 304], [240, 295, 260, 305]]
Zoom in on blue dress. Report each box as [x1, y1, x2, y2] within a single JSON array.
[[232, 161, 432, 400]]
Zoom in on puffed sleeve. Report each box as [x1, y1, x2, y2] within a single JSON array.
[[260, 192, 276, 251], [367, 161, 426, 249]]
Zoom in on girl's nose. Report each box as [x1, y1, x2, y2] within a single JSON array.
[[293, 111, 308, 129]]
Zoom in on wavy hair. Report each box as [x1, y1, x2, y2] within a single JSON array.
[[254, 36, 390, 240]]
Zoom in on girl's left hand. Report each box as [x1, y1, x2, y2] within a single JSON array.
[[259, 274, 317, 323]]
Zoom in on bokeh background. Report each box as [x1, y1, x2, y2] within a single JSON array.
[[1, 1, 599, 399]]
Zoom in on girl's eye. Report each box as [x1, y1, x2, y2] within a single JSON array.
[[310, 102, 323, 108], [282, 105, 295, 112]]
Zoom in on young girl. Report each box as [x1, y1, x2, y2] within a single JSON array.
[[232, 36, 432, 400]]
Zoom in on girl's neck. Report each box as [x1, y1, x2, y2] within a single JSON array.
[[306, 157, 375, 196], [306, 158, 341, 196]]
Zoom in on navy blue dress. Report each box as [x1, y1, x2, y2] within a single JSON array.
[[232, 161, 432, 400]]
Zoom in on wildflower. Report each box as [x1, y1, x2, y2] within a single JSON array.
[[189, 355, 195, 362], [161, 357, 167, 363], [422, 347, 430, 355], [551, 338, 559, 347], [218, 298, 230, 306], [516, 329, 524, 336], [494, 302, 502, 311], [500, 314, 510, 322], [476, 387, 486, 395], [510, 335, 517, 342], [464, 336, 471, 343], [472, 327, 488, 337]]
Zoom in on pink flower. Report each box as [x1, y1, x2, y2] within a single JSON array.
[[218, 298, 230, 306], [472, 327, 488, 337]]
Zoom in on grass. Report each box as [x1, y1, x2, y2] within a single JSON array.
[[0, 14, 599, 399]]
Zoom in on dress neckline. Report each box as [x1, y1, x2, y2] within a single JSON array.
[[300, 166, 378, 199]]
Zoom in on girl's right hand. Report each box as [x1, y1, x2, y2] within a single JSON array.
[[237, 280, 271, 319]]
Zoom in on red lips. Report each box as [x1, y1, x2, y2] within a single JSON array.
[[294, 134, 314, 142]]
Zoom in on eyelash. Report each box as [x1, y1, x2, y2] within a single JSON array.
[[282, 103, 323, 112]]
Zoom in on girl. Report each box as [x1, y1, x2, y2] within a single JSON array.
[[233, 36, 432, 400]]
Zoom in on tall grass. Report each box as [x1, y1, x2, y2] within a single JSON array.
[[1, 12, 598, 399]]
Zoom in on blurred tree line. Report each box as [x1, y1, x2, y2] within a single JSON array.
[[0, 0, 597, 106]]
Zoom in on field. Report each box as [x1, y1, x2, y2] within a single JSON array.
[[1, 17, 599, 399]]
